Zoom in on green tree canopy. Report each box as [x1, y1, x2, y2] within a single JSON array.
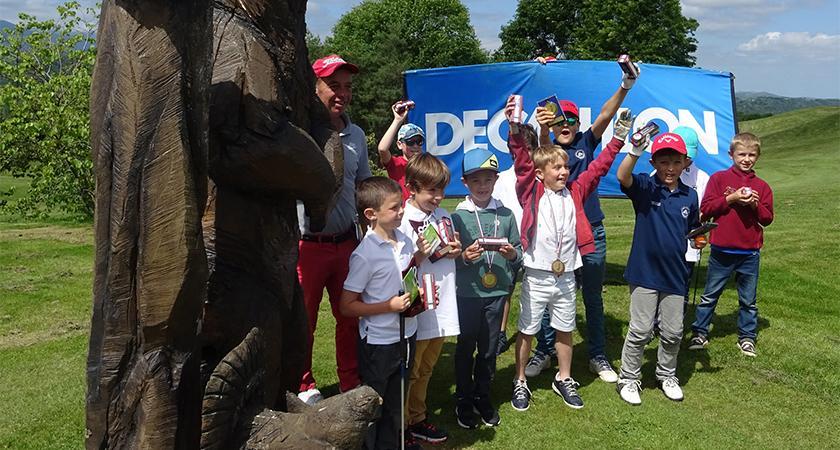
[[496, 0, 698, 66], [571, 0, 698, 66], [315, 0, 488, 141], [0, 1, 97, 217], [495, 0, 580, 62]]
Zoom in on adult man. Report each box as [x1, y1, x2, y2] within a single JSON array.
[[526, 58, 641, 384], [297, 54, 372, 405]]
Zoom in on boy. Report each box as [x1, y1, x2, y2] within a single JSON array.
[[452, 148, 523, 428], [615, 132, 703, 405], [525, 60, 640, 384], [506, 96, 632, 411], [377, 100, 425, 201], [651, 126, 710, 334], [689, 132, 774, 357], [339, 176, 418, 450], [398, 153, 461, 444]]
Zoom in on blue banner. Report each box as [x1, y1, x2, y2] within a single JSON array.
[[403, 60, 736, 197]]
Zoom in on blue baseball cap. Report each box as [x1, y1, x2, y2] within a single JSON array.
[[672, 126, 699, 159], [462, 148, 499, 176], [397, 123, 424, 141]]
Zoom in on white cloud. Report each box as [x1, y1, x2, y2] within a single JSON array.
[[737, 31, 840, 61], [682, 0, 789, 32]]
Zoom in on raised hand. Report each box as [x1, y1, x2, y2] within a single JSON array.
[[629, 134, 650, 157], [613, 109, 634, 141], [504, 95, 517, 122], [391, 101, 409, 122], [621, 62, 642, 90], [534, 106, 556, 127]]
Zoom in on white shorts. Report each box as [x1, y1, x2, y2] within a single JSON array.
[[518, 268, 577, 334]]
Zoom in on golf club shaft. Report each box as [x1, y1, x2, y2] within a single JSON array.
[[400, 313, 406, 450], [692, 248, 703, 305]]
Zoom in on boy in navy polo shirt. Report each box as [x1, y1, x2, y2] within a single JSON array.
[[615, 132, 703, 405], [524, 60, 640, 383], [688, 132, 774, 357]]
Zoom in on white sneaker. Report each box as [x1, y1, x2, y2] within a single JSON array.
[[659, 377, 684, 401], [617, 378, 642, 405], [589, 356, 618, 383], [297, 388, 323, 405]]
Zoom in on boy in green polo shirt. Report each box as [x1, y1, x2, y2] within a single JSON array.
[[451, 148, 523, 429]]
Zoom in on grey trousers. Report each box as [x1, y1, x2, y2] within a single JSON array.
[[619, 285, 684, 381]]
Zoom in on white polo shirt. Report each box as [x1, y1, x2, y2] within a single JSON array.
[[523, 187, 582, 273], [344, 228, 417, 345]]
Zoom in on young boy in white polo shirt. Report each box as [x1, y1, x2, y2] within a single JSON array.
[[339, 176, 420, 450]]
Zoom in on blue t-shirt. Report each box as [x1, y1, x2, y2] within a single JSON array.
[[560, 130, 604, 224], [621, 173, 700, 295]]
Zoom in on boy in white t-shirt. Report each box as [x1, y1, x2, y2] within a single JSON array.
[[398, 153, 462, 445], [339, 176, 419, 450]]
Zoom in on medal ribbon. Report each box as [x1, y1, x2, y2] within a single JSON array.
[[470, 197, 499, 271], [546, 189, 567, 266]]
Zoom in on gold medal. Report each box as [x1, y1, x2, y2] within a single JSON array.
[[551, 259, 566, 276], [481, 271, 498, 289]]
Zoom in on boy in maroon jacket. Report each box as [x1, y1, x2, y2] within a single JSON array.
[[688, 132, 774, 357], [505, 95, 632, 411]]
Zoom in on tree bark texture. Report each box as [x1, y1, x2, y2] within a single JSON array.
[[86, 0, 213, 448]]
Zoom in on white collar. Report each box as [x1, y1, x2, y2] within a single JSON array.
[[455, 196, 502, 212]]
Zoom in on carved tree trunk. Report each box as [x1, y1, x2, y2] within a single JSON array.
[[86, 1, 212, 447]]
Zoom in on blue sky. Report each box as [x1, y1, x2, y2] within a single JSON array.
[[6, 0, 839, 98]]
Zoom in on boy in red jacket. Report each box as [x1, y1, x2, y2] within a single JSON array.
[[505, 95, 632, 411], [688, 132, 774, 357]]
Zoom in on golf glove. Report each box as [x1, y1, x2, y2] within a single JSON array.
[[621, 63, 641, 90], [613, 110, 633, 141], [629, 134, 649, 157]]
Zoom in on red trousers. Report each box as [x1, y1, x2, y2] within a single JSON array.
[[297, 238, 360, 393]]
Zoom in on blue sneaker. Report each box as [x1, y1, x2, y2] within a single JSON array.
[[511, 379, 531, 411], [552, 376, 584, 409]]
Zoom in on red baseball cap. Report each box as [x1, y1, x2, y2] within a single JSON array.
[[312, 54, 359, 78], [559, 100, 579, 118], [651, 132, 688, 156]]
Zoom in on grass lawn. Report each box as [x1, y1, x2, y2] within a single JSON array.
[[1, 108, 839, 448]]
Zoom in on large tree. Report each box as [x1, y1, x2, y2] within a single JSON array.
[[571, 0, 698, 66], [495, 0, 698, 66], [495, 0, 581, 62], [316, 0, 488, 143], [0, 2, 97, 217]]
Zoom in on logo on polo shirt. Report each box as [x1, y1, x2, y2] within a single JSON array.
[[681, 206, 690, 218], [575, 150, 585, 160]]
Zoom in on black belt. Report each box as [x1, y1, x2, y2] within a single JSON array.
[[301, 227, 356, 244]]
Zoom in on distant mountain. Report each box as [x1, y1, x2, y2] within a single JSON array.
[[0, 20, 14, 31], [736, 92, 840, 117]]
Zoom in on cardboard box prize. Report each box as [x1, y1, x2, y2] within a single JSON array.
[[401, 266, 426, 317], [476, 236, 509, 252]]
